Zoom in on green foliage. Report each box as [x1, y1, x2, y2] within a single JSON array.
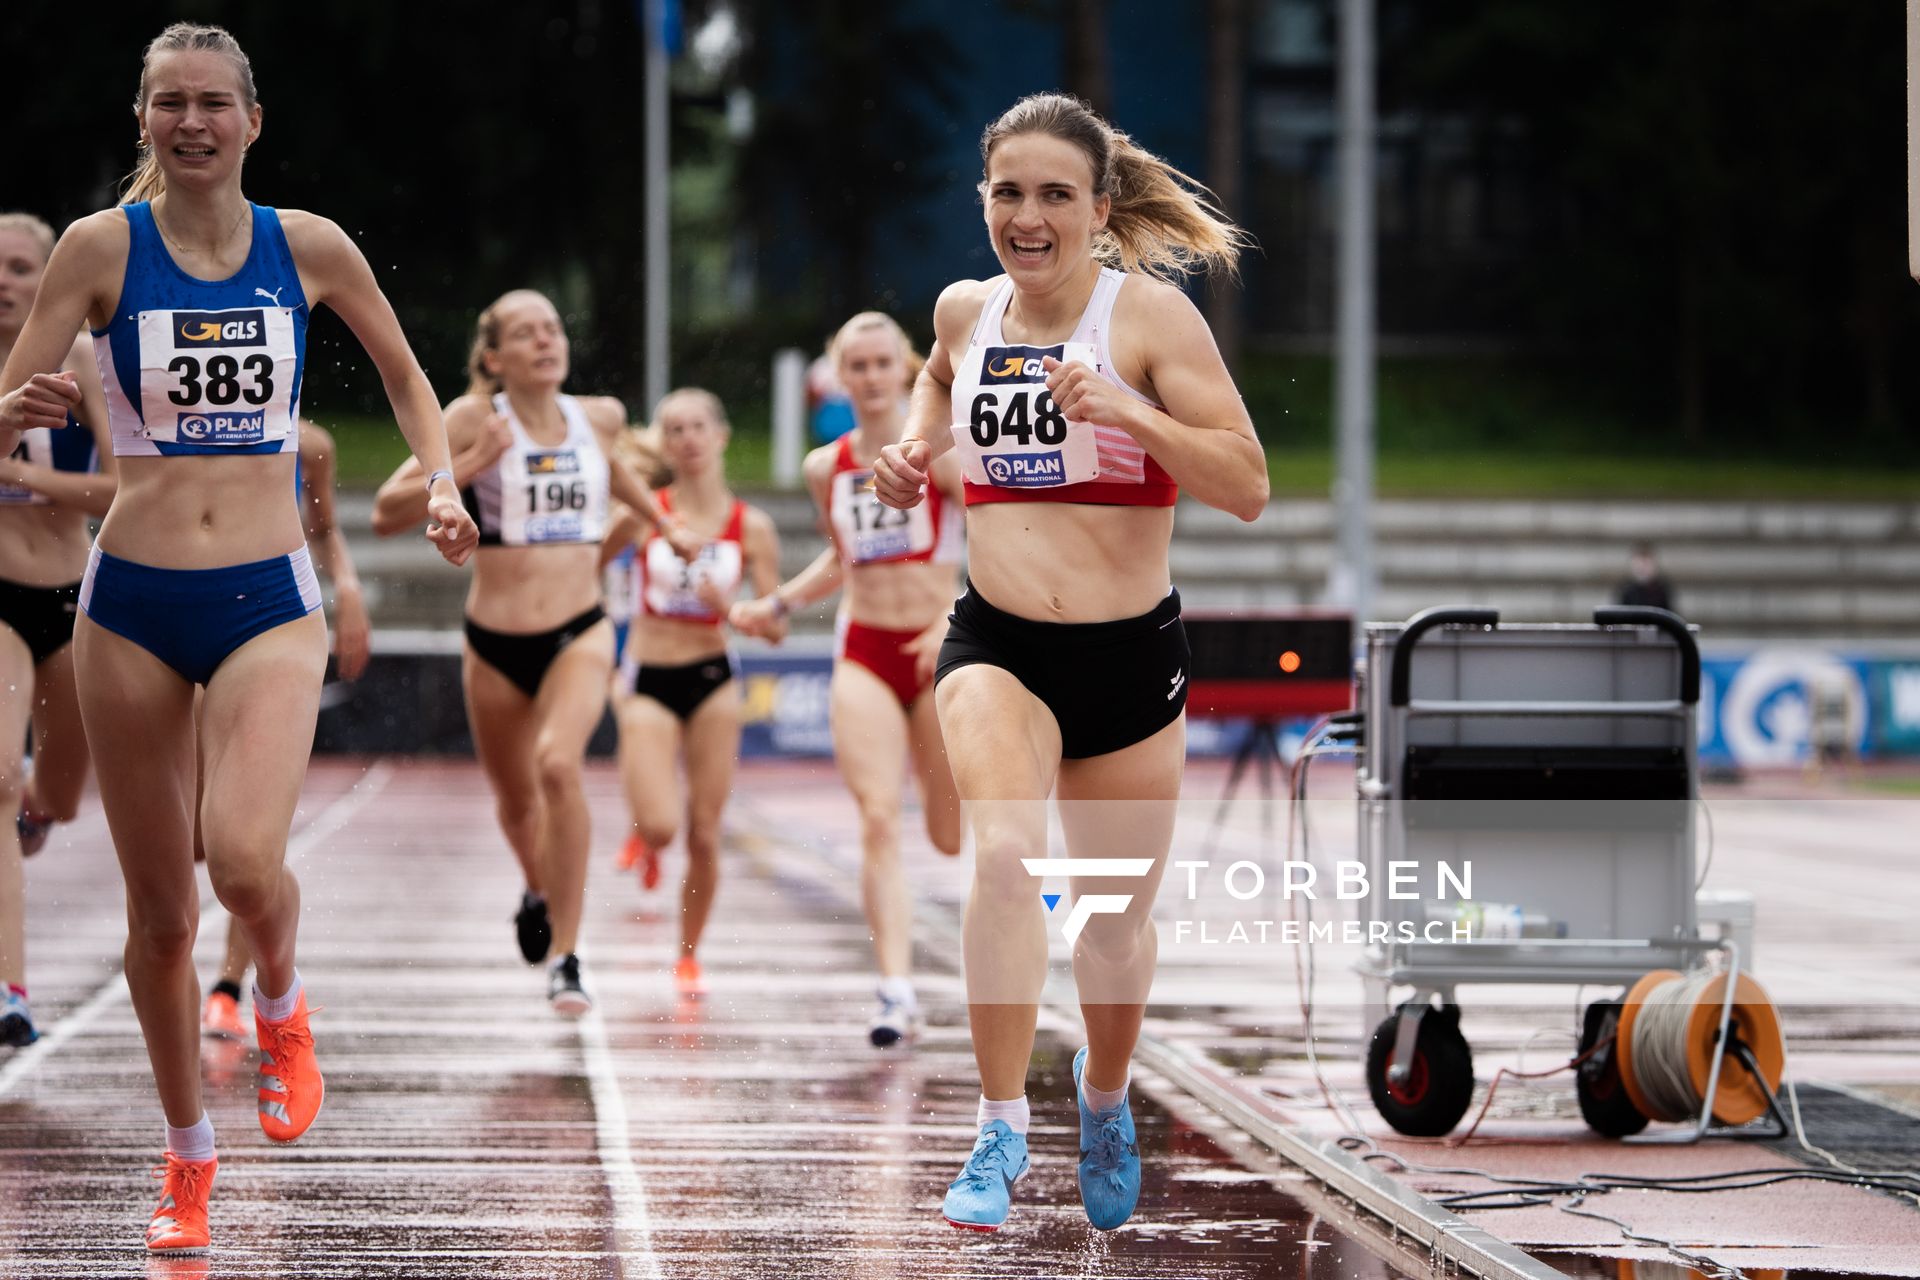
[[1383, 0, 1920, 452], [13, 1, 665, 413], [1247, 351, 1920, 498], [731, 0, 964, 314], [17, 2, 1916, 477]]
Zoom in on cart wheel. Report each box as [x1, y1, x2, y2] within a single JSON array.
[[1576, 999, 1648, 1138], [1366, 1004, 1474, 1137]]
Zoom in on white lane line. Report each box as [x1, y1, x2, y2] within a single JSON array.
[[0, 761, 394, 1101], [0, 971, 131, 1099], [578, 1003, 665, 1279]]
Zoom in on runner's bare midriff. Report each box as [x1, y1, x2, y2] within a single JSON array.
[[843, 557, 959, 632], [466, 543, 603, 633], [963, 501, 1172, 623], [99, 453, 304, 568], [629, 612, 730, 667], [0, 505, 92, 586]]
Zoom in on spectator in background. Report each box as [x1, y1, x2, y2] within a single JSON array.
[[808, 349, 856, 444], [1616, 541, 1678, 613]]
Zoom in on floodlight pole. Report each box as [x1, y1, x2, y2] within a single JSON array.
[[1330, 0, 1377, 625], [644, 0, 670, 415]]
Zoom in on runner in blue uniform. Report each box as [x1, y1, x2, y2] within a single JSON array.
[[0, 24, 477, 1257]]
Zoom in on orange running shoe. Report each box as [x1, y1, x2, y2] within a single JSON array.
[[201, 990, 245, 1041], [256, 993, 323, 1143], [673, 955, 706, 1000], [619, 834, 661, 890], [146, 1152, 216, 1255]]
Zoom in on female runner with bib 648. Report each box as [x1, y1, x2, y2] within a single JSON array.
[[0, 23, 478, 1257], [870, 92, 1266, 1234]]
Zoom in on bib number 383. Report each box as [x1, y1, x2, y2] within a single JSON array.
[[137, 307, 296, 446], [952, 341, 1099, 489]]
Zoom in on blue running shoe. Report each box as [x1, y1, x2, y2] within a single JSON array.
[[1074, 1045, 1141, 1230], [1, 989, 39, 1048], [942, 1119, 1029, 1231]]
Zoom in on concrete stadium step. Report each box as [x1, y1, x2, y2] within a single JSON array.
[[335, 493, 1920, 641]]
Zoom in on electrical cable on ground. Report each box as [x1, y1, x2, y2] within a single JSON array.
[[1276, 716, 1920, 1280]]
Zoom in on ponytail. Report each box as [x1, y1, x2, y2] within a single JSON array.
[[1101, 131, 1249, 283]]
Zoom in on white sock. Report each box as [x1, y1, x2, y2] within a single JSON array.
[[1081, 1066, 1130, 1115], [252, 970, 302, 1024], [977, 1094, 1030, 1135], [878, 976, 916, 1008], [166, 1113, 216, 1162]]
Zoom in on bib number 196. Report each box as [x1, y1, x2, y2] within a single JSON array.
[[970, 389, 1067, 448], [525, 480, 588, 513]]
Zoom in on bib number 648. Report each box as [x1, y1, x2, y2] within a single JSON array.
[[970, 390, 1068, 448]]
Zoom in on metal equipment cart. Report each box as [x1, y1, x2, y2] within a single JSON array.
[[1353, 606, 1714, 1137]]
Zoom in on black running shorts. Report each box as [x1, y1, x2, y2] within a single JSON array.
[[935, 579, 1189, 760]]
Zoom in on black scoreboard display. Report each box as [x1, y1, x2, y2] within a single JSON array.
[[1183, 613, 1354, 719]]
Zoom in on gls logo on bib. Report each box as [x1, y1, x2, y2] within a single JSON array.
[[979, 344, 1062, 386], [173, 309, 266, 347], [527, 451, 582, 476]]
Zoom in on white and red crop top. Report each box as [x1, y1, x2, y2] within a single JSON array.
[[638, 488, 746, 625], [827, 433, 951, 566], [946, 267, 1175, 507]]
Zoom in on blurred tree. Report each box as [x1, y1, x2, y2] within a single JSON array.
[[1062, 0, 1114, 118], [10, 1, 658, 414], [729, 0, 962, 319], [1206, 0, 1247, 373], [1004, 0, 1112, 116], [1388, 0, 1916, 454]]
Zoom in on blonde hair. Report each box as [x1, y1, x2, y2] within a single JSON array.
[[980, 92, 1250, 282], [614, 423, 672, 489], [828, 311, 925, 389], [465, 289, 555, 397], [652, 387, 729, 432], [0, 214, 56, 264], [121, 24, 259, 205]]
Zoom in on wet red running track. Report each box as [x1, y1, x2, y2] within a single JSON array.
[[0, 759, 1417, 1278]]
